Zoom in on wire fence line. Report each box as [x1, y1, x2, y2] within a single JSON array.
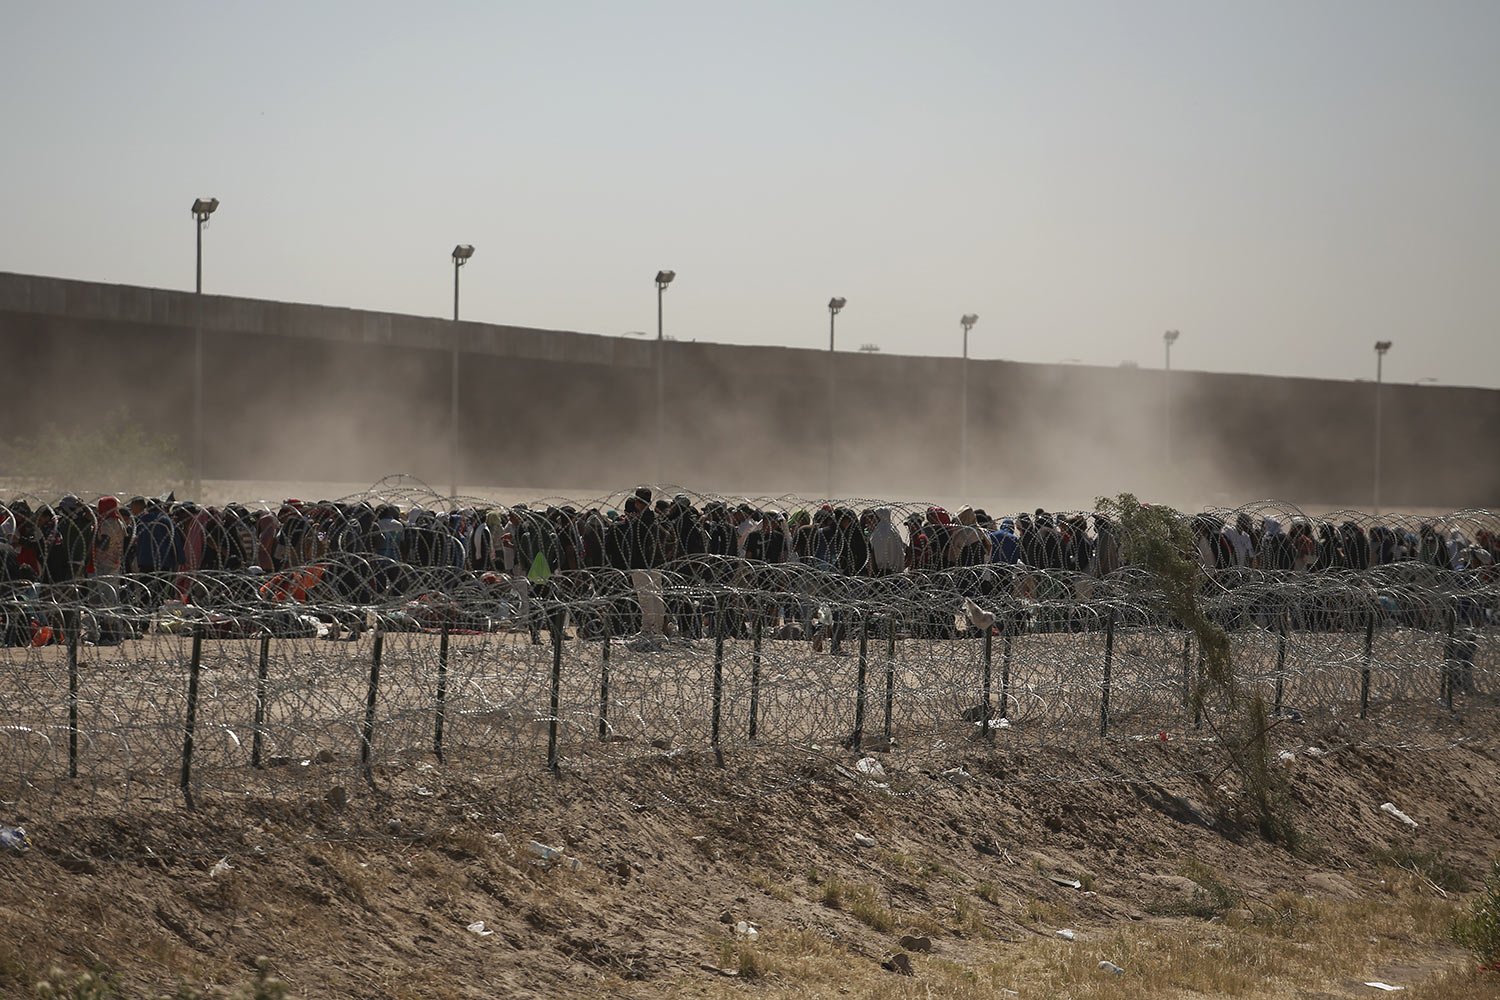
[[1, 487, 1496, 822]]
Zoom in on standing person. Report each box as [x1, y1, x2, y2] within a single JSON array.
[[131, 499, 178, 604], [866, 507, 906, 577], [93, 496, 128, 603], [821, 507, 870, 655], [623, 488, 667, 641], [55, 495, 94, 583]]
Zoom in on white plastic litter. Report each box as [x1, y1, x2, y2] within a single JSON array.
[[467, 921, 494, 937], [854, 833, 877, 848], [0, 825, 30, 853], [1277, 750, 1297, 764], [734, 921, 759, 942], [1379, 803, 1418, 829], [1055, 928, 1076, 941], [209, 857, 233, 878], [527, 840, 563, 861], [1098, 961, 1125, 975], [855, 757, 886, 779], [1362, 983, 1404, 992]]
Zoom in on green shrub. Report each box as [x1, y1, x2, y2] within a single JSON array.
[[1454, 861, 1500, 967]]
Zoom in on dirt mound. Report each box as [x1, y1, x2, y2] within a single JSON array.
[[2, 704, 1498, 998]]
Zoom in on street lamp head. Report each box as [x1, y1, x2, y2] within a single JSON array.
[[452, 244, 475, 264], [1374, 340, 1392, 355], [1163, 329, 1180, 345], [828, 297, 847, 314], [191, 197, 219, 218], [655, 270, 676, 287], [961, 313, 978, 329]]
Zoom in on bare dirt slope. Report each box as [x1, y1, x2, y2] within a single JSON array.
[[2, 703, 1499, 999]]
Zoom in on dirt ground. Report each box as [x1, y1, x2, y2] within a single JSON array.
[[1, 699, 1498, 999]]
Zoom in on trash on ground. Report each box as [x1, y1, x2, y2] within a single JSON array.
[[1379, 802, 1418, 828], [0, 825, 31, 853], [1049, 875, 1083, 890], [467, 921, 494, 937], [734, 921, 759, 942], [527, 840, 563, 861], [854, 832, 877, 848], [1362, 983, 1405, 992], [855, 757, 886, 779], [1055, 928, 1076, 940], [209, 857, 232, 878], [1099, 961, 1125, 975], [941, 767, 973, 785]]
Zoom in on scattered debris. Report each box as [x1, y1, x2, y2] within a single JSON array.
[[941, 767, 973, 786], [209, 857, 232, 878], [527, 840, 563, 862], [854, 833, 877, 849], [699, 963, 738, 978], [1055, 928, 1076, 941], [1362, 983, 1405, 992], [734, 921, 759, 942], [1099, 961, 1125, 975], [855, 757, 886, 779], [1277, 750, 1297, 764], [0, 825, 31, 853], [466, 921, 494, 937], [1048, 875, 1083, 890], [1380, 802, 1418, 829]]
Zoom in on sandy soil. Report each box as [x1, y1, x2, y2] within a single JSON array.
[[0, 692, 1496, 998]]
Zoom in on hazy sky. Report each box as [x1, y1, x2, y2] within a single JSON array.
[[4, 1, 1497, 387]]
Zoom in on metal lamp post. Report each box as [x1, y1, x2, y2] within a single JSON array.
[[450, 244, 474, 497], [959, 314, 978, 499], [1163, 329, 1180, 489], [1373, 339, 1392, 513], [827, 297, 846, 498], [654, 270, 675, 485], [190, 197, 219, 499]]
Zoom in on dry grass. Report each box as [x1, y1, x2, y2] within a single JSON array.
[[660, 869, 1500, 1000]]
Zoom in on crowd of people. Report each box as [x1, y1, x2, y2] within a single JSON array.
[[3, 488, 1496, 587]]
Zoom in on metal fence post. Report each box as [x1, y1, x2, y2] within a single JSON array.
[[66, 609, 79, 779], [883, 616, 896, 740], [598, 609, 612, 742], [999, 625, 1014, 721], [1273, 614, 1287, 718], [851, 615, 869, 748], [180, 629, 204, 810], [1359, 613, 1375, 719], [1442, 605, 1456, 712], [433, 622, 450, 762], [1100, 609, 1115, 739], [748, 612, 763, 741], [361, 629, 384, 786], [980, 623, 994, 740], [547, 609, 564, 774], [251, 631, 271, 769]]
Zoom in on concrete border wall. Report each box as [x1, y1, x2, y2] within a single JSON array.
[[2, 271, 1496, 509]]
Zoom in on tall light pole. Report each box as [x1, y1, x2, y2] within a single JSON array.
[[1373, 339, 1392, 513], [827, 297, 846, 498], [190, 197, 219, 499], [1163, 329, 1180, 492], [655, 270, 675, 485], [959, 314, 978, 499], [450, 244, 474, 498]]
